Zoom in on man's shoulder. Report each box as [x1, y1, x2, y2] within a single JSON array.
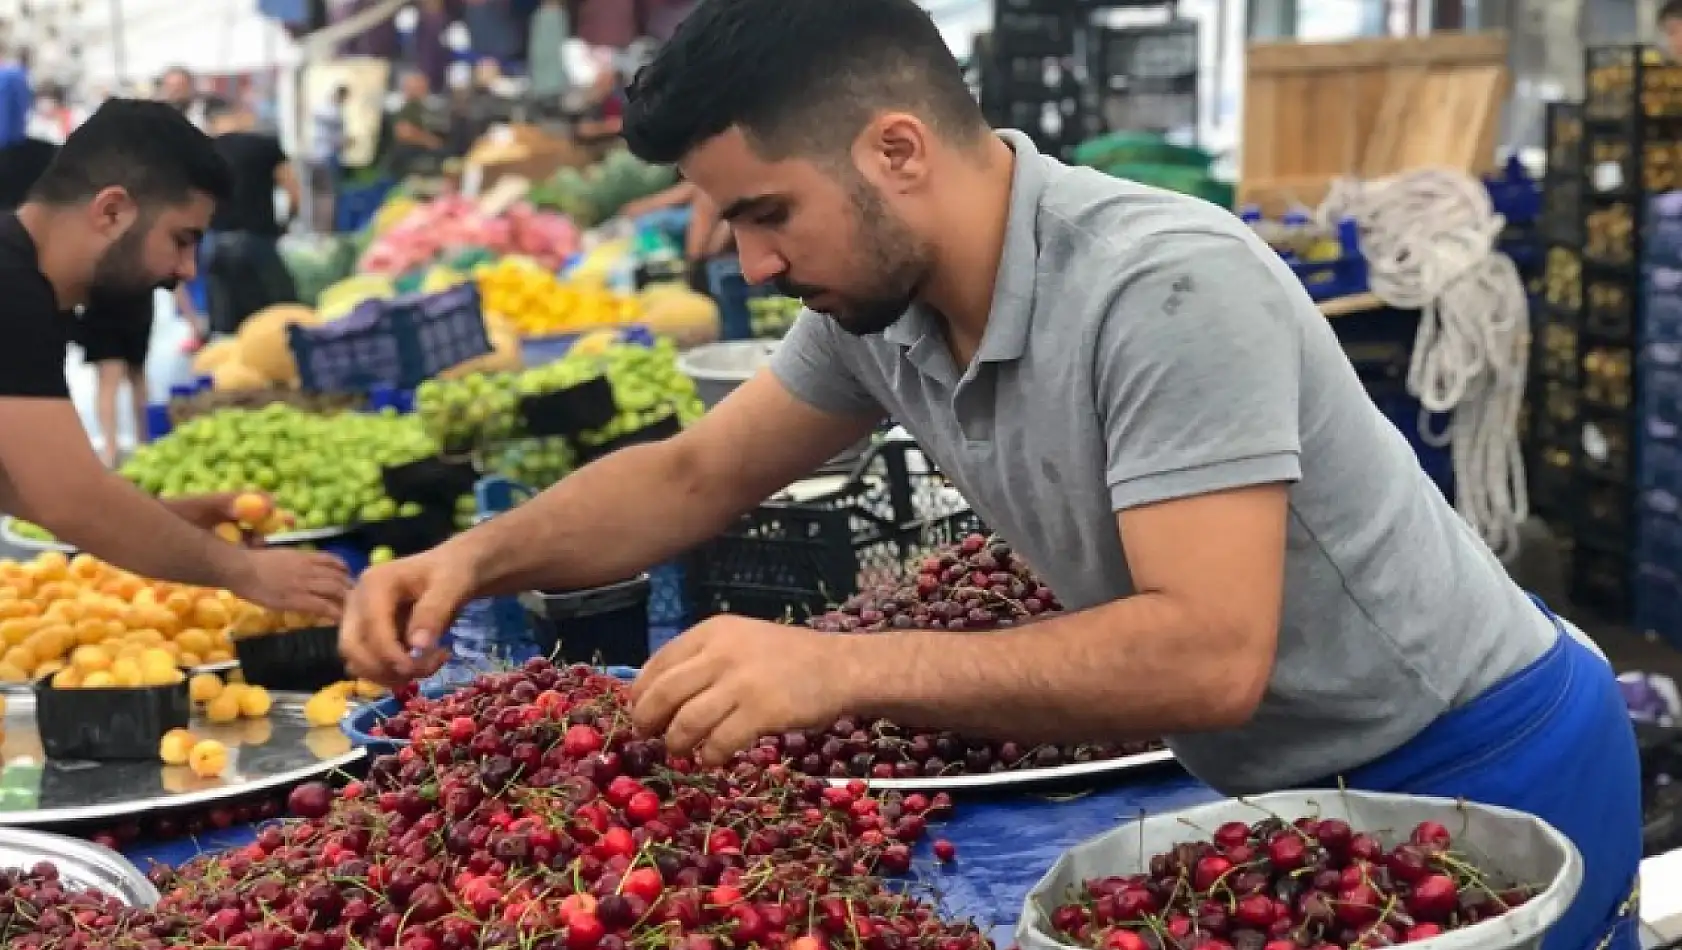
[[1035, 164, 1261, 272]]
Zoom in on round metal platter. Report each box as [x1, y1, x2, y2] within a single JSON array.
[[824, 748, 1179, 792], [266, 525, 354, 545], [0, 691, 366, 826], [0, 516, 74, 554], [0, 827, 160, 905]]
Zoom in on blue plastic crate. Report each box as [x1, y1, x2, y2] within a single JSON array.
[[1633, 560, 1682, 649], [1285, 218, 1368, 302], [648, 561, 689, 628], [336, 178, 397, 234], [1648, 268, 1682, 343], [1649, 193, 1682, 268], [1484, 157, 1540, 226], [706, 256, 772, 341], [1642, 362, 1682, 440], [290, 283, 491, 392]]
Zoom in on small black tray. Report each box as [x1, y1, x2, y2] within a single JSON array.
[[354, 508, 457, 557], [519, 376, 617, 437], [35, 675, 191, 761], [234, 626, 348, 692], [522, 574, 652, 667], [381, 455, 480, 508], [577, 413, 684, 465]]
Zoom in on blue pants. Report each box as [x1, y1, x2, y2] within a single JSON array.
[[1328, 605, 1643, 950]]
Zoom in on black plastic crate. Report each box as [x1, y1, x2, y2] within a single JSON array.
[[1530, 379, 1581, 444], [1585, 276, 1637, 342], [685, 442, 987, 623], [1541, 245, 1583, 312], [1528, 440, 1576, 519], [1584, 200, 1640, 269], [1582, 343, 1635, 411], [1545, 101, 1582, 179], [1584, 123, 1682, 196], [995, 53, 1083, 100], [234, 626, 347, 692], [1536, 320, 1581, 383], [522, 576, 652, 668], [992, 10, 1078, 58], [1540, 179, 1582, 246], [36, 676, 191, 761], [1095, 86, 1197, 136], [1092, 21, 1198, 82], [1579, 478, 1634, 551], [1570, 544, 1632, 621], [1585, 46, 1682, 124], [1581, 408, 1635, 484]]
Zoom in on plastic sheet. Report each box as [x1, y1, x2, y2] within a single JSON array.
[[124, 773, 1220, 944]]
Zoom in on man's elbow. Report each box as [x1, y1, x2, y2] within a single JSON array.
[[1201, 624, 1276, 730]]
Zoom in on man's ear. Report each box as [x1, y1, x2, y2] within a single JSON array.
[[85, 186, 138, 239]]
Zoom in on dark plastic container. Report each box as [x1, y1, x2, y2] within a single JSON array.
[[354, 508, 457, 557], [36, 676, 191, 761], [577, 413, 684, 464], [382, 455, 481, 508], [522, 575, 652, 667], [519, 375, 618, 437], [234, 626, 348, 692]]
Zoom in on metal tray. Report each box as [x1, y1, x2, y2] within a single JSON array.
[[0, 827, 160, 905], [0, 691, 365, 826], [828, 748, 1179, 791], [266, 525, 353, 545]]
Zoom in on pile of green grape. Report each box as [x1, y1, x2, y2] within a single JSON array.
[[748, 295, 803, 338]]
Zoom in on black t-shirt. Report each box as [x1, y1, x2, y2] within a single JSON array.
[[0, 138, 59, 210], [0, 213, 72, 398], [211, 132, 288, 236]]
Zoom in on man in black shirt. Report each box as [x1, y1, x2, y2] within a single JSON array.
[[202, 97, 300, 336], [0, 99, 349, 618]]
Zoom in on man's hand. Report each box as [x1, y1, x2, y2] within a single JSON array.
[[164, 492, 285, 535], [339, 550, 477, 687], [629, 617, 866, 767], [222, 547, 352, 620]]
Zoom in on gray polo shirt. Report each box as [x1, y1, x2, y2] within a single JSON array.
[[769, 130, 1555, 795]]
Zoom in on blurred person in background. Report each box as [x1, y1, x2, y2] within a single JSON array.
[[0, 47, 30, 151], [527, 0, 570, 117], [573, 0, 638, 51], [389, 69, 449, 178], [638, 0, 698, 42], [201, 97, 300, 338], [0, 99, 349, 615], [308, 85, 350, 233], [1662, 0, 1682, 60], [156, 66, 206, 129]]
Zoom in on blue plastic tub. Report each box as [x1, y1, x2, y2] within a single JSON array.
[[340, 666, 641, 754], [705, 256, 770, 341], [336, 178, 397, 234]]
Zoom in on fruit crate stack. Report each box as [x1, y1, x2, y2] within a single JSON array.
[[979, 0, 1090, 160], [1087, 20, 1199, 141], [1529, 102, 1584, 535], [1568, 45, 1682, 620], [1635, 193, 1682, 649]]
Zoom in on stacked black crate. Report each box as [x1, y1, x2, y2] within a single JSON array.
[[1531, 102, 1584, 542], [1573, 46, 1682, 621], [986, 0, 1088, 160], [1087, 20, 1199, 140]]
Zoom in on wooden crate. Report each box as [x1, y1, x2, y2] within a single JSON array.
[[1240, 32, 1510, 216]]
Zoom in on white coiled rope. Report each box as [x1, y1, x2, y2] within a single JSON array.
[[1317, 167, 1532, 560]]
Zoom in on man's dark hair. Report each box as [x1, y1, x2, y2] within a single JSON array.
[[202, 95, 237, 123], [1663, 0, 1682, 21], [622, 0, 986, 165], [28, 98, 233, 208]]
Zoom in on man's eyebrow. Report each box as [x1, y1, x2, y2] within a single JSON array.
[[719, 195, 780, 221]]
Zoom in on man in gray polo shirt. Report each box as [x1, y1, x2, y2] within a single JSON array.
[[340, 0, 1641, 943]]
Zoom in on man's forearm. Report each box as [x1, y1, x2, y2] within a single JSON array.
[[447, 439, 746, 596], [841, 593, 1274, 744], [28, 472, 247, 590]]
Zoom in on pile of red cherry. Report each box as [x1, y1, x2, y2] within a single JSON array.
[[1039, 816, 1537, 950], [747, 720, 1160, 782], [4, 659, 986, 950], [78, 792, 288, 853], [808, 534, 1063, 634]]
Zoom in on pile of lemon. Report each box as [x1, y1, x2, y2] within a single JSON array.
[[0, 550, 329, 686]]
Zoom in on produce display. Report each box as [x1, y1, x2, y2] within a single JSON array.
[[807, 534, 1065, 633], [481, 436, 578, 490], [0, 551, 265, 681], [748, 295, 803, 338], [531, 148, 679, 227], [359, 196, 581, 276], [81, 788, 292, 852], [166, 388, 367, 427], [756, 718, 1160, 782], [191, 304, 327, 392], [123, 405, 439, 530], [2, 659, 987, 950], [476, 256, 642, 336], [416, 338, 704, 453], [1039, 816, 1539, 950]]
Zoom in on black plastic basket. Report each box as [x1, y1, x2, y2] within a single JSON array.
[[234, 626, 347, 692], [577, 413, 684, 464], [519, 375, 618, 437], [382, 455, 481, 508], [522, 575, 652, 667], [684, 441, 988, 622], [354, 508, 457, 557], [290, 283, 491, 392], [36, 676, 191, 761]]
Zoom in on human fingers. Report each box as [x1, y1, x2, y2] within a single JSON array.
[[628, 621, 712, 704], [403, 559, 469, 653], [631, 650, 722, 738], [658, 677, 739, 759], [696, 704, 778, 768], [341, 566, 421, 684]]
